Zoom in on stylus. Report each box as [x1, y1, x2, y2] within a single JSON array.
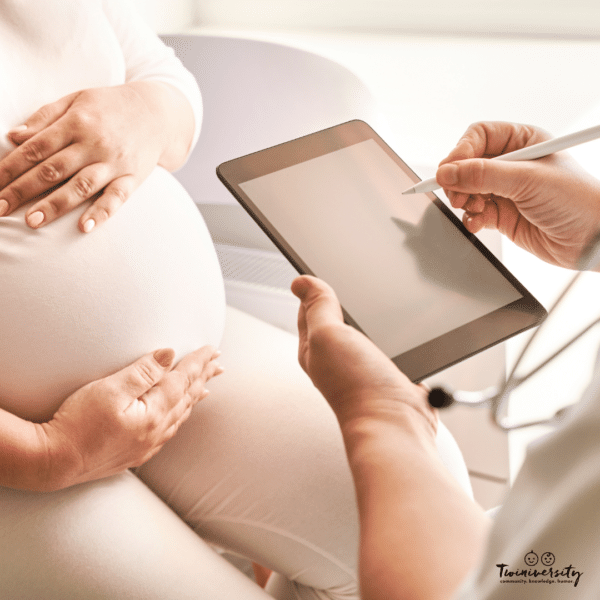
[[402, 123, 600, 195]]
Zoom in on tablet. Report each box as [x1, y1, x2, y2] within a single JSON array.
[[217, 120, 546, 382]]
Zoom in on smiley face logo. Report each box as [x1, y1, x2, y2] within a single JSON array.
[[524, 551, 539, 566], [541, 552, 555, 566]]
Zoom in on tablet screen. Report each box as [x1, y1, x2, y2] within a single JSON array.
[[240, 138, 521, 356], [218, 121, 545, 380]]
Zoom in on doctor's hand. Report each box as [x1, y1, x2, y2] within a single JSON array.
[[36, 345, 223, 491], [436, 121, 600, 269], [1, 82, 193, 232], [291, 275, 437, 435]]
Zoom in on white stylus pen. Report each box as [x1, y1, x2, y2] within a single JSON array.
[[402, 123, 600, 195]]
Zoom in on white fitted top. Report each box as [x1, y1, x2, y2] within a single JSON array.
[[0, 1, 225, 422]]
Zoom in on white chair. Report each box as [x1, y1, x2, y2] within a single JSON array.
[[161, 34, 383, 331], [161, 33, 382, 207]]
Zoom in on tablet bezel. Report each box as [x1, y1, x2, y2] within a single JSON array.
[[217, 120, 547, 382]]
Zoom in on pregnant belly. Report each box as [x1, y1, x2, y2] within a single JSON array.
[[0, 167, 225, 422]]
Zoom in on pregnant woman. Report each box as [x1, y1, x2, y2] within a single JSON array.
[[0, 2, 473, 598]]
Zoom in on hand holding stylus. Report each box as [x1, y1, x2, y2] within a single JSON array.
[[403, 122, 600, 195], [415, 121, 600, 270]]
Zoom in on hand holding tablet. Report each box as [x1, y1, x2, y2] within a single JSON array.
[[217, 121, 546, 381]]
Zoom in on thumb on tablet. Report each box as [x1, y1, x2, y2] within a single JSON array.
[[292, 275, 344, 335]]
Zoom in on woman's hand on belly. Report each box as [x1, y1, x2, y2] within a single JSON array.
[[0, 81, 195, 233], [34, 345, 223, 491]]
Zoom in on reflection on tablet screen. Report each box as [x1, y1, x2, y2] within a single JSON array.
[[239, 138, 521, 358]]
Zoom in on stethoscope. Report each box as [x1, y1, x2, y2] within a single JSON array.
[[427, 231, 600, 431]]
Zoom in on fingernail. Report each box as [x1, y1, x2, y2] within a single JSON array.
[[0, 200, 8, 217], [83, 219, 95, 233], [27, 211, 45, 228], [437, 163, 459, 187], [7, 124, 27, 135], [153, 348, 175, 367]]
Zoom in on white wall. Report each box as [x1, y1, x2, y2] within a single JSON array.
[[135, 0, 600, 37], [131, 0, 196, 32], [192, 0, 600, 36]]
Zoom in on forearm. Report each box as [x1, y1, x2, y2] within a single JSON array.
[[341, 407, 491, 600], [292, 275, 492, 598], [126, 80, 195, 172], [0, 407, 51, 491]]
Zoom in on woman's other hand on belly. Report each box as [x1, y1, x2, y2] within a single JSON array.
[[33, 345, 223, 491], [0, 81, 194, 233]]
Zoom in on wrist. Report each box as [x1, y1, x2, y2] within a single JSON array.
[[0, 414, 59, 492], [33, 422, 82, 492], [126, 80, 194, 171], [337, 392, 439, 466], [336, 385, 437, 440]]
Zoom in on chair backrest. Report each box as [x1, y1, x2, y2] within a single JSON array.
[[160, 34, 381, 205]]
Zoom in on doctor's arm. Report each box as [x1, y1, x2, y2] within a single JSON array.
[[291, 275, 490, 600], [0, 346, 222, 492]]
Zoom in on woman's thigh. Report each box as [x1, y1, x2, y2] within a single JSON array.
[[135, 307, 472, 600], [0, 471, 275, 599], [135, 307, 360, 599]]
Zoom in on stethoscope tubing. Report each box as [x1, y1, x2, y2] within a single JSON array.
[[429, 231, 600, 431]]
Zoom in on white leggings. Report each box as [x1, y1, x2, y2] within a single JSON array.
[[0, 307, 472, 599]]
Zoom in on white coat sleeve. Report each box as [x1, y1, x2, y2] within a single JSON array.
[[452, 350, 600, 599]]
